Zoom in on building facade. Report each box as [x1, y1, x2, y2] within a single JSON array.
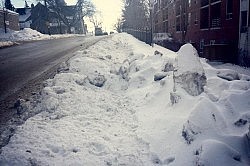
[[153, 0, 240, 63], [239, 0, 250, 66], [0, 9, 19, 31], [30, 2, 84, 35], [15, 7, 32, 29]]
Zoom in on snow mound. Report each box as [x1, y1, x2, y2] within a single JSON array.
[[0, 28, 83, 47], [197, 140, 243, 166], [174, 44, 206, 96], [217, 69, 240, 81], [181, 97, 227, 144], [1, 33, 250, 165]]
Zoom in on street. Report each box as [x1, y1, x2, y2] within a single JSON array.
[[0, 36, 105, 130]]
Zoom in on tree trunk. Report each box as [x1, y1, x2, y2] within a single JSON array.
[[67, 26, 71, 34]]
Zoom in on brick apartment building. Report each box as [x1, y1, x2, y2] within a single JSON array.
[[239, 0, 250, 66], [0, 9, 19, 31], [153, 0, 240, 63]]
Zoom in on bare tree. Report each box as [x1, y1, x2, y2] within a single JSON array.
[[89, 11, 102, 28], [122, 0, 150, 30], [37, 0, 95, 33], [5, 0, 15, 11], [114, 18, 123, 33]]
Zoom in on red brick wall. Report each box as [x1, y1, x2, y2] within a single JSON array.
[[176, 0, 239, 48], [153, 0, 240, 61]]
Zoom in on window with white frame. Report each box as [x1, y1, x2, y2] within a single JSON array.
[[188, 12, 191, 26], [226, 0, 233, 19], [200, 39, 204, 50], [194, 12, 198, 25]]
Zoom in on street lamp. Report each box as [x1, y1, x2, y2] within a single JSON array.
[[1, 0, 7, 33]]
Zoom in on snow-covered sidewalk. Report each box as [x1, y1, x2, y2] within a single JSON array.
[[0, 33, 250, 165], [0, 28, 84, 48]]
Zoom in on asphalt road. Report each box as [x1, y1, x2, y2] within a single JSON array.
[[0, 36, 105, 130]]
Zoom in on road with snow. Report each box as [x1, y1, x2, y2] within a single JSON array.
[[0, 36, 105, 130]]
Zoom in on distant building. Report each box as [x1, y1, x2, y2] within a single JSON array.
[[29, 2, 50, 34], [0, 9, 19, 31], [153, 0, 240, 63], [15, 6, 32, 29], [29, 2, 84, 35]]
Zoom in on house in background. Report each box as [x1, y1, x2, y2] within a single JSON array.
[[29, 2, 50, 34], [29, 2, 84, 35], [153, 0, 240, 64], [15, 3, 32, 30], [0, 9, 19, 31]]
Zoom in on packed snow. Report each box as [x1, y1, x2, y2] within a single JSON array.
[[0, 33, 250, 166], [0, 28, 83, 48]]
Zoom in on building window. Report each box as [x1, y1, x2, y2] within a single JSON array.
[[200, 7, 209, 29], [241, 11, 248, 33], [210, 0, 221, 4], [200, 39, 204, 50], [201, 0, 209, 7], [210, 2, 221, 28], [194, 12, 198, 25], [163, 8, 168, 21], [163, 21, 168, 32], [210, 40, 215, 45], [188, 13, 191, 26], [226, 0, 233, 19], [157, 0, 161, 10], [176, 16, 181, 31], [155, 13, 159, 24], [163, 0, 168, 7], [176, 1, 181, 16]]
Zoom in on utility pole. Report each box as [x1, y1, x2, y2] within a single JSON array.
[[44, 0, 50, 35], [150, 0, 154, 47], [2, 0, 7, 33]]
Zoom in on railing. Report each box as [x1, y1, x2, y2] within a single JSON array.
[[122, 28, 152, 45]]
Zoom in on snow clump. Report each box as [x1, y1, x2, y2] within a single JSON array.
[[174, 44, 207, 96]]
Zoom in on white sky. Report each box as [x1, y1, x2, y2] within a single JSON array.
[[66, 0, 123, 32], [11, 0, 123, 33]]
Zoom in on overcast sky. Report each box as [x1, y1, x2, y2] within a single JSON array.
[[10, 0, 123, 32]]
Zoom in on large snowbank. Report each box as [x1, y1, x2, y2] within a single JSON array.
[[0, 28, 83, 48], [0, 33, 250, 165], [174, 44, 206, 96]]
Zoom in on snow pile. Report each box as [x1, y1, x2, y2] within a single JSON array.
[[0, 33, 250, 165], [0, 41, 16, 48], [174, 44, 206, 96], [0, 28, 83, 48]]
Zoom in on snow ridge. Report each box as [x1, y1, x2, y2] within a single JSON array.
[[0, 33, 250, 166]]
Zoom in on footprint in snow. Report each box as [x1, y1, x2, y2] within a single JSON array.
[[87, 142, 110, 156]]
